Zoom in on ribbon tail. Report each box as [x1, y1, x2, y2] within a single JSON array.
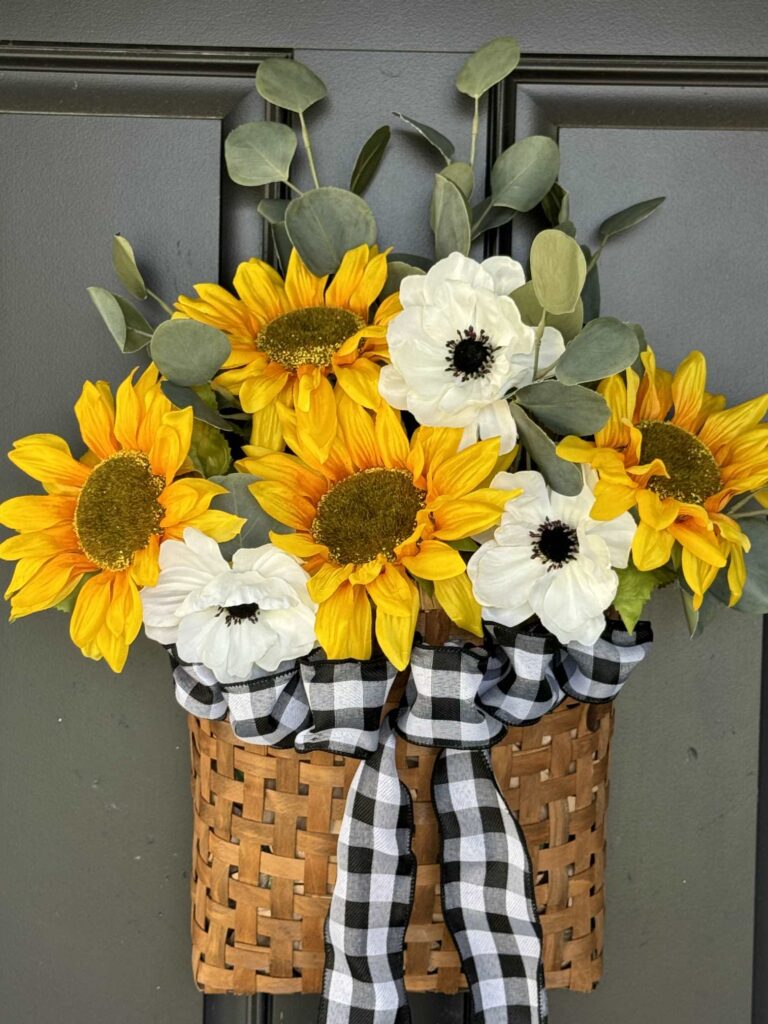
[[320, 714, 415, 1024], [433, 747, 547, 1024]]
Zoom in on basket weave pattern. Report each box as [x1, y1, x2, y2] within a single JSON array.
[[188, 687, 613, 996]]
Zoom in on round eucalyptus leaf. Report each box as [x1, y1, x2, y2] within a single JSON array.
[[555, 316, 639, 385], [150, 319, 231, 387], [711, 518, 768, 614], [160, 382, 233, 431], [530, 229, 586, 315], [515, 380, 610, 436], [381, 260, 425, 300], [349, 125, 391, 196], [284, 186, 378, 277], [210, 473, 290, 562], [470, 198, 515, 241], [508, 403, 583, 495], [430, 174, 471, 260], [393, 112, 455, 164], [111, 235, 147, 299], [456, 36, 521, 98], [599, 196, 665, 243], [255, 57, 327, 114], [511, 281, 583, 342], [580, 245, 601, 322], [439, 161, 474, 199], [490, 136, 560, 213], [257, 197, 291, 225], [541, 181, 570, 227], [87, 287, 153, 353], [389, 252, 432, 271], [225, 122, 297, 187]]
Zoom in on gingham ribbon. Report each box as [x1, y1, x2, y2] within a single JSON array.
[[170, 620, 652, 1024]]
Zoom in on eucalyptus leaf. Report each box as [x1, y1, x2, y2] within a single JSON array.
[[225, 122, 297, 187], [150, 319, 231, 387], [530, 229, 586, 315], [389, 252, 433, 271], [599, 196, 665, 244], [284, 186, 378, 276], [160, 381, 233, 431], [257, 198, 291, 224], [711, 518, 768, 614], [393, 112, 454, 164], [87, 287, 153, 353], [470, 198, 515, 240], [515, 381, 610, 436], [439, 161, 474, 199], [628, 321, 648, 374], [456, 36, 521, 98], [490, 136, 560, 213], [382, 260, 425, 300], [271, 221, 293, 276], [210, 473, 291, 561], [508, 404, 583, 495], [541, 182, 570, 227], [581, 245, 601, 321], [555, 219, 577, 237], [613, 561, 675, 633], [349, 125, 391, 196], [510, 282, 583, 342], [555, 317, 639, 385], [430, 174, 471, 260], [189, 420, 232, 478], [255, 57, 327, 114], [112, 235, 147, 299]]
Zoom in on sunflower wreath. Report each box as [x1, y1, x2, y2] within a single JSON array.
[[2, 34, 767, 1024]]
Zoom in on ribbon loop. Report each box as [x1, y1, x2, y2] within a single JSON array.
[[220, 663, 310, 747], [433, 746, 547, 1024], [171, 659, 228, 720], [555, 622, 653, 703], [478, 624, 564, 726]]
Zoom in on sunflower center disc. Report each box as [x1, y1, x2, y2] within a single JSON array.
[[638, 420, 721, 504], [311, 468, 426, 565], [258, 306, 364, 369], [530, 518, 579, 569], [74, 451, 165, 571]]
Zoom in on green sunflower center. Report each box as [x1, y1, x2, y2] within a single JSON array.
[[74, 451, 165, 571], [638, 420, 721, 505], [258, 306, 365, 369], [312, 468, 426, 565]]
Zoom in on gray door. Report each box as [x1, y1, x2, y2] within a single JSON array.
[[1, 12, 767, 1024]]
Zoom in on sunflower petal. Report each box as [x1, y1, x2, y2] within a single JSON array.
[[400, 539, 467, 580], [433, 573, 482, 637], [9, 436, 90, 493], [74, 381, 118, 460], [315, 581, 372, 660], [374, 573, 419, 670]]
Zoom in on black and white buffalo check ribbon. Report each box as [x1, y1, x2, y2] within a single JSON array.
[[170, 619, 652, 1024]]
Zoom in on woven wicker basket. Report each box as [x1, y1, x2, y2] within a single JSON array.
[[187, 661, 614, 996]]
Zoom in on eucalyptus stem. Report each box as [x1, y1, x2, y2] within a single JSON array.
[[298, 111, 321, 189], [734, 510, 768, 520], [531, 310, 547, 380], [285, 180, 304, 196], [147, 289, 173, 316], [469, 96, 480, 169], [728, 491, 760, 514]]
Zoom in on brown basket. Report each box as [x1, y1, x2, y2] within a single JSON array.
[[188, 676, 614, 996]]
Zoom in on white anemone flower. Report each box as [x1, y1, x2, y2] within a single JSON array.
[[467, 470, 637, 645], [378, 252, 564, 453], [141, 528, 317, 682]]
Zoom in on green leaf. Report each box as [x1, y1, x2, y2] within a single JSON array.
[[470, 198, 515, 240], [188, 420, 232, 478], [284, 186, 378, 277], [599, 196, 665, 244], [508, 404, 583, 495], [439, 161, 474, 199], [530, 229, 586, 315], [541, 182, 570, 227], [555, 316, 639, 385], [613, 562, 675, 633], [555, 219, 577, 238], [510, 281, 583, 342], [456, 36, 521, 98], [490, 136, 560, 213], [225, 122, 297, 187], [515, 381, 610, 436], [381, 260, 425, 300], [55, 572, 96, 614], [87, 287, 153, 353], [150, 319, 231, 387], [349, 126, 391, 196], [389, 252, 432, 271], [257, 198, 291, 224], [210, 473, 291, 562], [711, 518, 768, 614], [160, 382, 233, 431], [111, 235, 147, 299], [580, 245, 601, 321], [430, 174, 471, 260], [393, 112, 454, 164], [255, 57, 327, 114], [628, 321, 648, 374], [271, 221, 292, 276]]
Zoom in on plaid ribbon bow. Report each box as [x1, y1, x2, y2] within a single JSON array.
[[170, 619, 652, 1024]]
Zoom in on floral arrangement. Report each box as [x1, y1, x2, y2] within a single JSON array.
[[2, 36, 767, 1024]]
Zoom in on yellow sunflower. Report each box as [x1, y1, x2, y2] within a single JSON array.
[[0, 366, 244, 671], [557, 348, 768, 608], [174, 244, 400, 461], [238, 393, 519, 669]]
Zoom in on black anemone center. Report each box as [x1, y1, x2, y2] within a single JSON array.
[[445, 326, 498, 381], [218, 603, 260, 626], [530, 518, 579, 570]]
